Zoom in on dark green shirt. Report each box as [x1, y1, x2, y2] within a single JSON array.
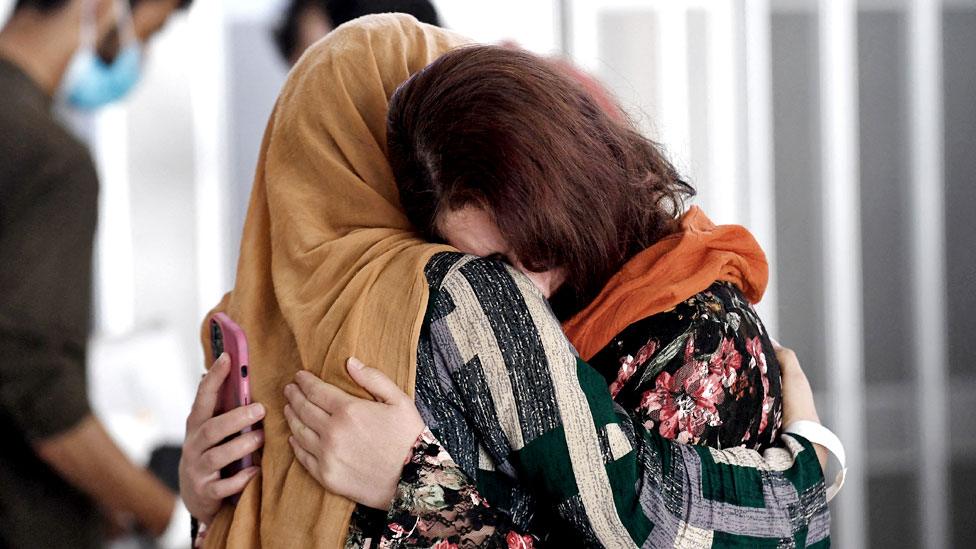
[[0, 58, 101, 548]]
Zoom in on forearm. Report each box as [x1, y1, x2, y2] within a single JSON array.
[[35, 414, 176, 536], [638, 423, 830, 542], [381, 428, 534, 548]]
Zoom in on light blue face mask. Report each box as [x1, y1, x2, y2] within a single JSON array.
[[61, 0, 143, 110]]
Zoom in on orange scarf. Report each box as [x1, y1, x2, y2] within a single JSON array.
[[562, 207, 768, 361]]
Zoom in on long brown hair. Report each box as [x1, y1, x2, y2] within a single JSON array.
[[387, 45, 695, 317]]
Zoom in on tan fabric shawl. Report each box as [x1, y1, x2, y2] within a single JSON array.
[[200, 15, 471, 548]]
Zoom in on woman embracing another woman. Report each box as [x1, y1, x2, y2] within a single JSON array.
[[179, 15, 839, 548]]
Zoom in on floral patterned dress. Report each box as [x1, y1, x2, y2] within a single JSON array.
[[589, 281, 782, 450], [346, 277, 789, 547]]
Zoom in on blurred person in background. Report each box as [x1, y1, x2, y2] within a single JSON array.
[[273, 0, 441, 66], [0, 0, 192, 546]]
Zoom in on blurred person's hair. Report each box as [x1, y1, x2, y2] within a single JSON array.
[[273, 0, 440, 63], [14, 0, 193, 13], [131, 0, 194, 8], [387, 45, 696, 318], [14, 0, 72, 11]]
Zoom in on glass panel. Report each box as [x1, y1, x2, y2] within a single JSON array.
[[944, 7, 976, 546], [858, 11, 912, 385], [944, 8, 976, 380], [771, 11, 828, 392], [867, 471, 921, 548], [950, 459, 976, 547]]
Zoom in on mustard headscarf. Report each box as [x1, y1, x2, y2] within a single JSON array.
[[201, 14, 471, 547]]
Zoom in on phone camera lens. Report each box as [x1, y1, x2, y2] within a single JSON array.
[[241, 365, 248, 378]]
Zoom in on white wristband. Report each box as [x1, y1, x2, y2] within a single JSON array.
[[784, 420, 847, 503], [159, 497, 192, 549]]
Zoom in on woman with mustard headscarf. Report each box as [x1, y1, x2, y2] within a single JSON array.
[[178, 14, 836, 548]]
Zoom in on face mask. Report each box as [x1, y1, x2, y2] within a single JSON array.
[[61, 0, 143, 110]]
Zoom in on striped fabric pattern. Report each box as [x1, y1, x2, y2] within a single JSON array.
[[411, 252, 830, 547]]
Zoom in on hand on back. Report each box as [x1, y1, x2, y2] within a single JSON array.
[[283, 358, 425, 510]]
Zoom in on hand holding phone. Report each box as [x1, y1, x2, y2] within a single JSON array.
[[209, 313, 256, 490], [179, 350, 264, 528]]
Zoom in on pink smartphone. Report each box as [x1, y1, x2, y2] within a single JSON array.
[[209, 312, 255, 497]]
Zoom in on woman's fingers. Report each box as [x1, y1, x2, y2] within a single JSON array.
[[774, 344, 800, 377], [293, 370, 355, 413], [346, 357, 406, 404], [284, 404, 319, 449], [289, 435, 319, 477], [206, 466, 260, 500], [284, 383, 331, 430], [198, 429, 264, 473], [195, 403, 266, 450], [186, 353, 231, 432], [779, 348, 821, 425]]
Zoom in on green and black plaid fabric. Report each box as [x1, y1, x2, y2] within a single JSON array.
[[353, 252, 830, 548]]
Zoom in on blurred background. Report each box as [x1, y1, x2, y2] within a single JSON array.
[[1, 0, 972, 547]]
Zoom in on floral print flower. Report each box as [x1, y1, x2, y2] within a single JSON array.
[[744, 336, 778, 434], [634, 338, 658, 365], [639, 337, 727, 444], [610, 354, 637, 399], [386, 522, 407, 539], [708, 336, 741, 388], [506, 532, 535, 548], [745, 336, 767, 375], [609, 339, 658, 398], [412, 484, 447, 512]]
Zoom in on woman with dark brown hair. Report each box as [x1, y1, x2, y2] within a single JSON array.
[[282, 44, 837, 546], [392, 47, 693, 324], [180, 31, 836, 548], [387, 44, 784, 451]]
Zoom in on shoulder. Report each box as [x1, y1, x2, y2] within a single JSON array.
[[661, 282, 758, 330], [424, 252, 547, 306], [1, 132, 96, 221], [423, 252, 566, 348], [685, 282, 764, 336], [0, 102, 96, 195], [651, 283, 770, 369], [658, 283, 766, 350], [594, 282, 763, 369]]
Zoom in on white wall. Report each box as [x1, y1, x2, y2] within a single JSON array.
[[437, 0, 561, 53], [0, 0, 11, 25]]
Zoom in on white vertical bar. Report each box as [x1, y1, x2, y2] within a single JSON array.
[[567, 0, 600, 70], [908, 1, 949, 548], [92, 106, 135, 336], [743, 0, 779, 335], [656, 2, 693, 178], [558, 0, 574, 56], [706, 0, 741, 226], [189, 1, 229, 318], [818, 1, 867, 548], [0, 0, 12, 26]]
